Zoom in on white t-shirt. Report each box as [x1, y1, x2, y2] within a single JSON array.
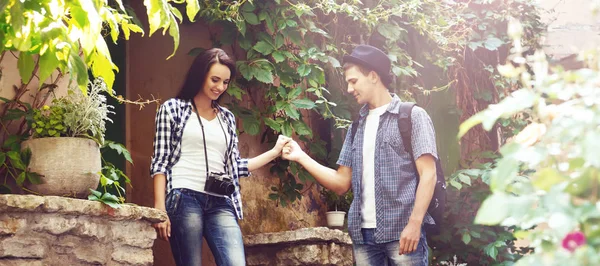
[[361, 103, 389, 228], [170, 113, 228, 193]]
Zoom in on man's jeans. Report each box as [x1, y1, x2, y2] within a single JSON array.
[[166, 188, 245, 266], [353, 228, 428, 266]]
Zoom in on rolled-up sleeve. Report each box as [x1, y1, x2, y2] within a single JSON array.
[[150, 103, 173, 177], [235, 149, 250, 178], [231, 119, 250, 178]]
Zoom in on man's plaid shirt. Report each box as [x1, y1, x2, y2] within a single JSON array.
[[150, 98, 250, 219], [337, 94, 437, 244]]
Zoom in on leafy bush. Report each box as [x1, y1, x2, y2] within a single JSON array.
[[460, 18, 600, 265], [431, 154, 532, 265]]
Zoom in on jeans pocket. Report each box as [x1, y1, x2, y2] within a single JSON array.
[[165, 189, 182, 216], [223, 196, 236, 210]]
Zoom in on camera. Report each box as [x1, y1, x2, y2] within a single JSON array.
[[205, 172, 235, 196]]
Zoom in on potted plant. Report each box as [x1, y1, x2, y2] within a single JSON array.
[[0, 77, 132, 208], [21, 78, 113, 198], [321, 188, 352, 228]]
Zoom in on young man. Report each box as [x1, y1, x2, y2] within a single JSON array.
[[282, 45, 438, 266]]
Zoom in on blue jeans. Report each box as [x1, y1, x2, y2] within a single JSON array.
[[353, 228, 428, 266], [166, 188, 245, 266]]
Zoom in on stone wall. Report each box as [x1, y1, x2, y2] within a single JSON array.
[[0, 195, 166, 266], [244, 227, 353, 266]]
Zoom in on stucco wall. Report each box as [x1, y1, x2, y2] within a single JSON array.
[[539, 0, 600, 59], [125, 2, 326, 266], [0, 53, 70, 103]]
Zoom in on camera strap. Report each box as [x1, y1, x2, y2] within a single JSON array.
[[191, 101, 229, 178]]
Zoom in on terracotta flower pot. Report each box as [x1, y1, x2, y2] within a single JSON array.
[[21, 137, 101, 198]]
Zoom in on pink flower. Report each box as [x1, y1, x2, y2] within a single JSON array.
[[562, 231, 586, 252]]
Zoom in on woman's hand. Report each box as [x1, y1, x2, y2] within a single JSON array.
[[248, 135, 293, 171], [271, 135, 292, 155], [153, 216, 171, 242], [152, 204, 171, 242]]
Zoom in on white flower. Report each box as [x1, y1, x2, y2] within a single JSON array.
[[513, 122, 547, 147]]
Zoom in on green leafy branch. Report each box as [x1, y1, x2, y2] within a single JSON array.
[[88, 140, 133, 208], [1, 0, 197, 93]]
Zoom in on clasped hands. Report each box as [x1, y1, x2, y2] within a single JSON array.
[[272, 135, 303, 161]]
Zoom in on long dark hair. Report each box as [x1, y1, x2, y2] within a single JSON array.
[[176, 48, 236, 102]]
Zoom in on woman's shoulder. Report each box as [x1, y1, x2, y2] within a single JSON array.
[[158, 98, 191, 122], [216, 104, 237, 125], [215, 104, 234, 117], [162, 98, 188, 107], [160, 98, 190, 112]]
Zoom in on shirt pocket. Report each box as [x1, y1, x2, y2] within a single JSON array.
[[383, 133, 405, 158]]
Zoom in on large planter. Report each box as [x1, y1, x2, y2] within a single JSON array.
[[21, 137, 101, 198]]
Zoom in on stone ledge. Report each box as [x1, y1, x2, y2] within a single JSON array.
[[0, 194, 160, 265], [244, 227, 353, 266], [244, 227, 352, 247], [0, 195, 166, 223]]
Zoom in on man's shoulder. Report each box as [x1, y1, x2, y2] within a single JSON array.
[[389, 102, 430, 122], [409, 105, 431, 122]]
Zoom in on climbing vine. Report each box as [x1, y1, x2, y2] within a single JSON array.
[[192, 0, 469, 205]]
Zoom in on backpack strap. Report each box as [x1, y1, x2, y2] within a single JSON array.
[[398, 102, 416, 155], [351, 103, 416, 148]]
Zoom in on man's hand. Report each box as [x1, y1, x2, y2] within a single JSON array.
[[281, 140, 306, 162], [399, 219, 421, 255]]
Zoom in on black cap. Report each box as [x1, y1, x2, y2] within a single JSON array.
[[343, 45, 393, 85]]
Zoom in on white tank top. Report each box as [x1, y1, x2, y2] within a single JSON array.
[[170, 113, 227, 192]]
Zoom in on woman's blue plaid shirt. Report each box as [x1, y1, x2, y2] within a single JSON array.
[[150, 98, 250, 219]]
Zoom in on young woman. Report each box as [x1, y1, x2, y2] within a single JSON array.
[[151, 48, 289, 266]]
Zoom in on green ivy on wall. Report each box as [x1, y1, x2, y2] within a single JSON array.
[[190, 0, 469, 206]]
